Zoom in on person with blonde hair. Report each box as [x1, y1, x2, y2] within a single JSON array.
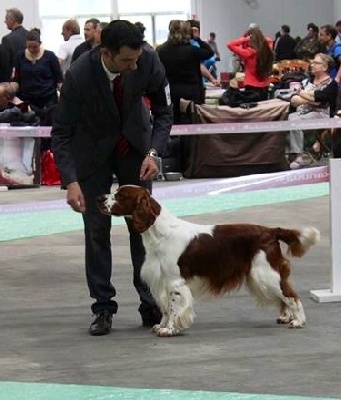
[[156, 19, 213, 123], [58, 19, 83, 75], [227, 27, 273, 100]]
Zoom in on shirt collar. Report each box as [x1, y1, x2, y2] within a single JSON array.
[[101, 55, 120, 82], [69, 34, 83, 41]]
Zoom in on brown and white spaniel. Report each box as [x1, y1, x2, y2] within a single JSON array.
[[97, 185, 320, 337]]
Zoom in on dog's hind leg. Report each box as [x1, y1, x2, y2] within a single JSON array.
[[247, 250, 286, 307], [247, 250, 305, 328], [277, 301, 293, 324], [274, 252, 306, 328], [279, 278, 306, 328]]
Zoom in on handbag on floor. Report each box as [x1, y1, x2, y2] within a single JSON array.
[[40, 150, 61, 185]]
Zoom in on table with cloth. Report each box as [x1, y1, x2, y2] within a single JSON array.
[[179, 98, 290, 178]]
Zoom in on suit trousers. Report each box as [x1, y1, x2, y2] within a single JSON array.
[[79, 146, 158, 316]]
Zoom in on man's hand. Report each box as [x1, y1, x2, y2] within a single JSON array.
[[210, 78, 220, 87], [140, 156, 159, 181], [66, 181, 86, 213]]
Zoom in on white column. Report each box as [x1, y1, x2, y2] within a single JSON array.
[[310, 158, 341, 302]]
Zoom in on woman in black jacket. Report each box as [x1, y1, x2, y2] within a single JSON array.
[[156, 20, 213, 123]]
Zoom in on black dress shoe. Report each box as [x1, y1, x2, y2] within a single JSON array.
[[89, 310, 112, 336], [141, 308, 162, 327]]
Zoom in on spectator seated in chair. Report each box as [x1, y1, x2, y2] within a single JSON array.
[[0, 82, 38, 185], [286, 53, 338, 169]]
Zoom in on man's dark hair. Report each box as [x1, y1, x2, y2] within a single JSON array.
[[321, 24, 337, 40], [101, 20, 143, 53], [85, 18, 100, 28], [307, 23, 319, 34], [336, 20, 341, 27], [134, 22, 146, 38], [281, 25, 290, 34], [188, 20, 200, 31]]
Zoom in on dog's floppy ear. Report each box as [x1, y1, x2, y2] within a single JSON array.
[[131, 191, 156, 233]]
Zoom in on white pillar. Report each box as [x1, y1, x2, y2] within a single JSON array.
[[310, 158, 341, 302]]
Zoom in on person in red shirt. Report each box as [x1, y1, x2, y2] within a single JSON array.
[[227, 27, 273, 100]]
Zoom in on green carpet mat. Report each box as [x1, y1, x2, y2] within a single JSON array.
[[0, 183, 329, 242], [1, 382, 339, 400]]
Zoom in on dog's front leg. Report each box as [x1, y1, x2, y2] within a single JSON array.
[[155, 290, 182, 337], [154, 283, 194, 337], [151, 310, 169, 333]]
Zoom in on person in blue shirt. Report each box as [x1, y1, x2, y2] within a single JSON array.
[[319, 24, 341, 84]]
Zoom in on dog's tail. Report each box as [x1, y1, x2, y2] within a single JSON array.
[[275, 227, 320, 257]]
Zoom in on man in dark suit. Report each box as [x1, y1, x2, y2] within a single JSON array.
[[0, 44, 5, 82], [71, 18, 100, 63], [274, 25, 297, 61], [51, 20, 173, 336], [1, 8, 28, 81]]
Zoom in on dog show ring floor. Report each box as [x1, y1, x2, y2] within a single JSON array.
[[0, 166, 340, 400]]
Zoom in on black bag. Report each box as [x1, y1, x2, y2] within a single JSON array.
[[280, 71, 308, 89], [218, 87, 260, 107]]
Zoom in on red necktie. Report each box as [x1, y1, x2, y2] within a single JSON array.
[[113, 74, 130, 155], [113, 74, 123, 109]]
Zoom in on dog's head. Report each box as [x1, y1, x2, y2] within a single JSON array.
[[97, 185, 161, 233]]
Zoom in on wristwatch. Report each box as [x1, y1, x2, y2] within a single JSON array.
[[146, 148, 159, 161]]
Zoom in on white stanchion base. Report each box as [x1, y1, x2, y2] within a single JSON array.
[[310, 289, 341, 303]]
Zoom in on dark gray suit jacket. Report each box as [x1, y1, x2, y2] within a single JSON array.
[[1, 25, 28, 81], [51, 46, 173, 187]]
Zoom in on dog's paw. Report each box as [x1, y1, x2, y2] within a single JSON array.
[[151, 324, 161, 333], [155, 326, 180, 337], [277, 308, 293, 325], [277, 314, 293, 324], [288, 319, 305, 329]]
